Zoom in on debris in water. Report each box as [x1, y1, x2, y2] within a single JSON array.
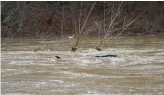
[[95, 54, 117, 57], [95, 47, 102, 51], [71, 47, 77, 52], [55, 55, 60, 59], [34, 47, 41, 52]]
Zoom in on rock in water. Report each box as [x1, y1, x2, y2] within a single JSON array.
[[95, 54, 117, 57]]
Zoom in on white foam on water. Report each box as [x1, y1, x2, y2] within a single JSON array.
[[75, 48, 164, 67], [4, 93, 32, 95], [4, 47, 164, 67], [49, 80, 64, 83], [2, 38, 164, 95], [81, 91, 105, 95], [152, 55, 164, 62], [8, 60, 56, 66], [46, 58, 56, 62], [9, 61, 34, 65], [126, 65, 164, 70]]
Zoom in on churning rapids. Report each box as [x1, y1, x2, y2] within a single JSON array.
[[1, 35, 164, 95]]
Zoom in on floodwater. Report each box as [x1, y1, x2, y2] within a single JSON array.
[[1, 35, 164, 95]]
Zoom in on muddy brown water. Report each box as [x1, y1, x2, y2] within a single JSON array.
[[1, 35, 164, 95]]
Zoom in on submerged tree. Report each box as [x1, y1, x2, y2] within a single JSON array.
[[71, 1, 97, 52], [94, 1, 148, 51]]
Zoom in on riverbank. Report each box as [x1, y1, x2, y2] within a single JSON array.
[[1, 32, 164, 40]]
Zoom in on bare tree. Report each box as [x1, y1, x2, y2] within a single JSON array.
[[95, 1, 147, 51], [71, 1, 97, 52]]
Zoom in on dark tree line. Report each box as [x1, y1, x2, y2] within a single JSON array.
[[1, 1, 164, 38]]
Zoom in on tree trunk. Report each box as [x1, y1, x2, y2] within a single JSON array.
[[17, 1, 27, 36], [60, 2, 65, 38], [71, 2, 77, 36]]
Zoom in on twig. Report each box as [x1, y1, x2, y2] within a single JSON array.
[[79, 2, 82, 35], [79, 1, 97, 35], [103, 1, 106, 36], [1, 1, 8, 8], [2, 7, 19, 23], [114, 8, 148, 39], [94, 21, 101, 45]]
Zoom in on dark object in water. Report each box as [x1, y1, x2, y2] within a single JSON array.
[[95, 47, 102, 51], [55, 55, 60, 59], [34, 47, 41, 52], [34, 49, 37, 52], [71, 47, 77, 52], [95, 54, 117, 57]]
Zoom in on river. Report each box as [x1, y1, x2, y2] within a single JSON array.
[[1, 35, 164, 95]]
